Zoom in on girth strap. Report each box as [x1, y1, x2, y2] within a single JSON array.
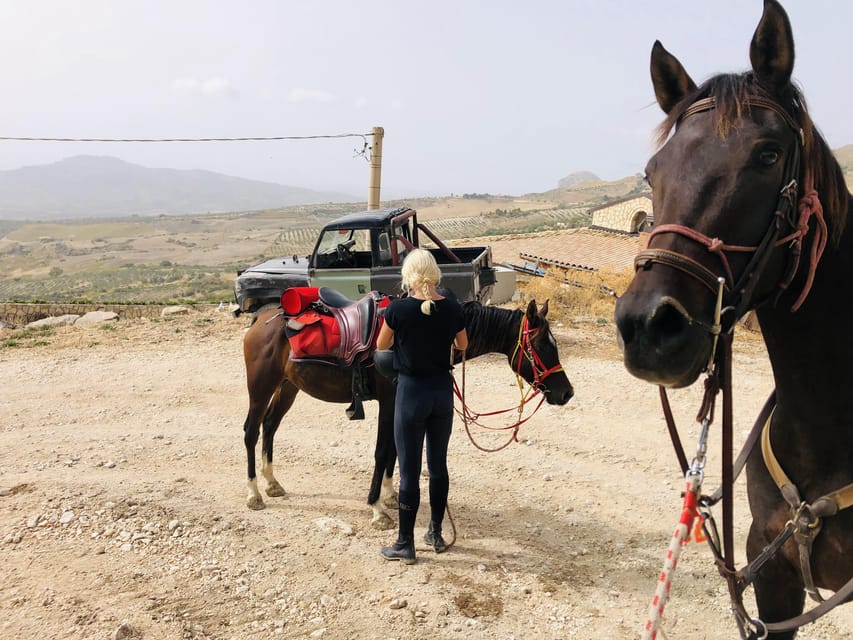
[[761, 410, 853, 602], [761, 412, 853, 516]]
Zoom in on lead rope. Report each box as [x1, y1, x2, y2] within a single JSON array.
[[642, 278, 726, 640], [454, 317, 550, 451]]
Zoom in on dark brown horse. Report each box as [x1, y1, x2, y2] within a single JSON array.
[[614, 2, 852, 637], [242, 298, 573, 528]]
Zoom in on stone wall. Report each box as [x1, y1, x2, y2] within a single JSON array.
[[591, 196, 653, 233], [0, 303, 218, 326]]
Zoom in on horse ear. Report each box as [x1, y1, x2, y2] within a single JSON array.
[[651, 40, 697, 114], [525, 299, 539, 324], [749, 0, 794, 91], [539, 299, 550, 319]]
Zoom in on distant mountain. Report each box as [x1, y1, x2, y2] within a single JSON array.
[[835, 144, 853, 172], [0, 155, 359, 220], [557, 171, 600, 190]]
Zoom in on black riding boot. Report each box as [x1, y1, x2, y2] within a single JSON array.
[[381, 491, 418, 564], [424, 520, 447, 553], [426, 474, 449, 553]]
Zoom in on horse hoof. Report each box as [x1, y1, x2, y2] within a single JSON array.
[[247, 496, 266, 511], [265, 482, 286, 498], [371, 512, 395, 530]]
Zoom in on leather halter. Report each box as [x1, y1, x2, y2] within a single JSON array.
[[634, 95, 827, 323]]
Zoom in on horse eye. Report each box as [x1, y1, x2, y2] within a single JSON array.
[[759, 149, 780, 166]]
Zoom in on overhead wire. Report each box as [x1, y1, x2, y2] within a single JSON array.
[[0, 131, 375, 161], [0, 132, 373, 143]]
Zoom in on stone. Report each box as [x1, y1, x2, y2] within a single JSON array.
[[313, 517, 353, 536], [27, 314, 80, 328], [75, 311, 119, 326], [114, 620, 141, 639], [161, 306, 190, 317]]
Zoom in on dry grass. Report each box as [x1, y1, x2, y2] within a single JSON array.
[[516, 267, 633, 325]]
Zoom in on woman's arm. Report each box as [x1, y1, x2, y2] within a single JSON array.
[[453, 328, 468, 352], [376, 322, 395, 350]]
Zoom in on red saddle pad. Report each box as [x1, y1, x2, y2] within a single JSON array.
[[288, 310, 341, 359]]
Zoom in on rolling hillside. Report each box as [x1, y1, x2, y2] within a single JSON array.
[[0, 155, 358, 220]]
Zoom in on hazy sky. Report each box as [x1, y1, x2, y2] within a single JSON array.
[[1, 1, 851, 200]]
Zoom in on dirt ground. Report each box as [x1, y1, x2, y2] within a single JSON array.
[[1, 306, 851, 640]]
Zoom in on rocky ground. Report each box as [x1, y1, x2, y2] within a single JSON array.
[[1, 306, 851, 639]]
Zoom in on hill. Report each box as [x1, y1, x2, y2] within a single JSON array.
[[0, 155, 358, 220], [835, 143, 853, 168]]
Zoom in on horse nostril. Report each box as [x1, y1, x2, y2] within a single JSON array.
[[648, 301, 690, 346], [615, 307, 637, 348]]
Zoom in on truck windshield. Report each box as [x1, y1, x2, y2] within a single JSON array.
[[314, 228, 372, 268]]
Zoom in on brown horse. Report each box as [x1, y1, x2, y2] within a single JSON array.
[[614, 1, 852, 638], [242, 298, 573, 528]]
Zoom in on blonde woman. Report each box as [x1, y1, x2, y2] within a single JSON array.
[[376, 249, 468, 564]]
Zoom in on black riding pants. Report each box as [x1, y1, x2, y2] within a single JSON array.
[[394, 372, 454, 529]]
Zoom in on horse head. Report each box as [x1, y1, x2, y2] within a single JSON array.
[[514, 299, 574, 404], [615, 0, 845, 388]]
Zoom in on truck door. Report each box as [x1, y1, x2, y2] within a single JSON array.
[[310, 228, 372, 299]]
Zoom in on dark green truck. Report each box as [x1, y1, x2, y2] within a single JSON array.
[[233, 207, 497, 315]]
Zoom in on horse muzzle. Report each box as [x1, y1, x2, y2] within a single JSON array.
[[615, 292, 712, 388], [544, 377, 574, 405]]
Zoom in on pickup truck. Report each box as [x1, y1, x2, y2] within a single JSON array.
[[233, 206, 497, 315]]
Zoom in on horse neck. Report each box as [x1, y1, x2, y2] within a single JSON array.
[[463, 305, 522, 362], [755, 192, 853, 425]]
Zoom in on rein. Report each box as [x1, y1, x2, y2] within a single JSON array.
[[453, 315, 561, 452], [653, 332, 853, 640], [641, 95, 848, 639]]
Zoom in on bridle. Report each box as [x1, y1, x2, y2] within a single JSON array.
[[638, 95, 848, 640], [453, 314, 564, 452], [511, 315, 564, 389], [634, 95, 828, 323]]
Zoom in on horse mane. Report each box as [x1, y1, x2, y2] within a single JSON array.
[[655, 72, 849, 244], [462, 301, 521, 353]]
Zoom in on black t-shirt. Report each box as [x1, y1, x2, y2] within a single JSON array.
[[383, 296, 466, 377]]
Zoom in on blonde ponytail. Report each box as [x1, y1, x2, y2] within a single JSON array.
[[400, 249, 442, 316], [420, 282, 435, 315]]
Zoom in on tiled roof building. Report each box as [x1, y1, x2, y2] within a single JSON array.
[[486, 196, 653, 273]]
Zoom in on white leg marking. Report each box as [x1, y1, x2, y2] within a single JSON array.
[[370, 474, 397, 529], [261, 454, 286, 497], [247, 477, 265, 510], [380, 474, 398, 509]]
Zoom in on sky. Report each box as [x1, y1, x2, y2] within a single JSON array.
[[1, 0, 851, 200]]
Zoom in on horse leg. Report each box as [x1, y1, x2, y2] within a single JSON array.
[[747, 522, 805, 640], [260, 381, 298, 498], [367, 394, 398, 530], [243, 400, 268, 511]]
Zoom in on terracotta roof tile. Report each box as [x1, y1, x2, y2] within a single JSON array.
[[482, 228, 641, 272]]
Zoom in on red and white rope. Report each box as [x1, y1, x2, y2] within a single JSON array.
[[642, 477, 701, 639]]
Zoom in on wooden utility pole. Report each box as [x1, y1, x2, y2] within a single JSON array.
[[367, 126, 384, 210]]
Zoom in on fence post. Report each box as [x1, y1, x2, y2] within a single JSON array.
[[367, 126, 384, 210]]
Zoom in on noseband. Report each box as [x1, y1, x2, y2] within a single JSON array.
[[634, 95, 828, 324]]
